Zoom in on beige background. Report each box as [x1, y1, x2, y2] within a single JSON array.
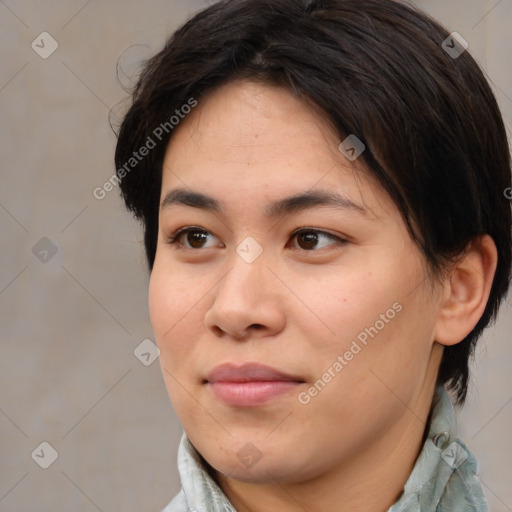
[[0, 0, 511, 510]]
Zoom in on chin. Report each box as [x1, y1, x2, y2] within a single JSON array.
[[203, 443, 312, 485]]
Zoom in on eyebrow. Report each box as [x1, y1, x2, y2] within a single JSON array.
[[160, 188, 367, 217]]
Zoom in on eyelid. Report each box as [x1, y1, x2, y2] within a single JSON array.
[[288, 227, 348, 249], [164, 226, 224, 248], [289, 227, 346, 241], [164, 225, 348, 251]]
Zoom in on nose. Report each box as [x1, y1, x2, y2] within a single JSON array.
[[203, 250, 286, 340]]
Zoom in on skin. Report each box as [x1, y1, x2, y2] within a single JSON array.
[[148, 80, 497, 512]]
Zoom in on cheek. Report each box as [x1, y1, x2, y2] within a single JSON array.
[[290, 269, 400, 350], [148, 269, 174, 338], [149, 268, 205, 410], [149, 263, 199, 333], [148, 260, 225, 378], [293, 260, 433, 372], [148, 266, 202, 365]]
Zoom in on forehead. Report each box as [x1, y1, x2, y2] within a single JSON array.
[[166, 80, 340, 160], [160, 80, 392, 220]]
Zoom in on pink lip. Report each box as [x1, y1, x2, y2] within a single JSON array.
[[205, 363, 304, 407]]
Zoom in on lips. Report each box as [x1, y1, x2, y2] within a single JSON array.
[[206, 362, 303, 383], [205, 363, 304, 407]]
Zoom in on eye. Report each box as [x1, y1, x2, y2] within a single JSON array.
[[164, 226, 347, 252], [288, 228, 346, 251], [164, 227, 223, 249]]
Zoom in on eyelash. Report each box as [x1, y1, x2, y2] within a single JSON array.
[[163, 226, 347, 252]]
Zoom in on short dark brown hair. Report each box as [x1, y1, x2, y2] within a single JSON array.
[[114, 0, 512, 404]]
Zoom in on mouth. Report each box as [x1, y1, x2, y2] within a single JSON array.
[[205, 362, 305, 407]]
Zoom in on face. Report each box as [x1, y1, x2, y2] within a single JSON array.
[[149, 80, 445, 484]]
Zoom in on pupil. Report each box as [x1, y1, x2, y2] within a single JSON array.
[[300, 232, 317, 249], [188, 231, 207, 248]]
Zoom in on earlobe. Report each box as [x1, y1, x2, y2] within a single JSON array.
[[434, 235, 498, 347]]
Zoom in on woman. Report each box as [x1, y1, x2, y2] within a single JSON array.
[[114, 0, 511, 510]]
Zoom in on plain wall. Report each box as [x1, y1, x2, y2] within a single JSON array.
[[0, 0, 510, 510]]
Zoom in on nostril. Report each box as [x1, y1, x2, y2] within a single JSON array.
[[209, 325, 224, 337]]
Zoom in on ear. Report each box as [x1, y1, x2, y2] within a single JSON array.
[[434, 234, 498, 346]]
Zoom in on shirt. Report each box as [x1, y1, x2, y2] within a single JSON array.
[[162, 385, 487, 511]]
